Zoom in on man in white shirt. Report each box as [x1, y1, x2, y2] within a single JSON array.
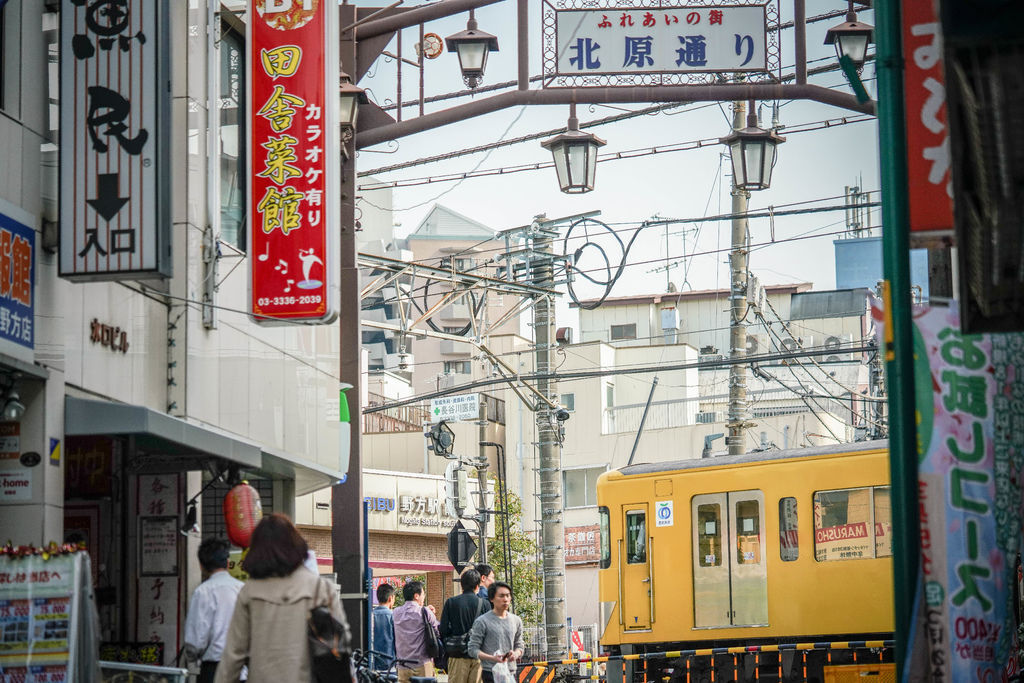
[[184, 538, 244, 683]]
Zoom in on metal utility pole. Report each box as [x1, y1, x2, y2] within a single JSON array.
[[332, 3, 366, 647], [533, 226, 567, 658], [727, 100, 751, 456], [476, 399, 489, 563]]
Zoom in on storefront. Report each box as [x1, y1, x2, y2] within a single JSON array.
[[300, 469, 494, 609], [61, 396, 340, 666]]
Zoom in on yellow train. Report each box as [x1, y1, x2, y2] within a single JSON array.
[[596, 440, 894, 682]]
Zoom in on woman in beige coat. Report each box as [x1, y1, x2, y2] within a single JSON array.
[[215, 513, 345, 683]]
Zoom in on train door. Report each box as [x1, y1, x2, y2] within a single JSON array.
[[619, 505, 651, 630], [691, 491, 768, 628]]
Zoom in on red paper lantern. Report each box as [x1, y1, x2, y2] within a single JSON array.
[[224, 481, 262, 549]]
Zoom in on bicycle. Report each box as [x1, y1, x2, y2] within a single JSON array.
[[352, 650, 437, 683]]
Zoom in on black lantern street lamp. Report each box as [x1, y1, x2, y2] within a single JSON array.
[[719, 107, 785, 191], [338, 70, 368, 134], [541, 103, 606, 194], [445, 10, 499, 89], [824, 1, 874, 69]]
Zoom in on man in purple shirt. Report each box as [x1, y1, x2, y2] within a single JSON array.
[[393, 580, 439, 683]]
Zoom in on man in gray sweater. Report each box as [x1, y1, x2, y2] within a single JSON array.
[[467, 582, 525, 683]]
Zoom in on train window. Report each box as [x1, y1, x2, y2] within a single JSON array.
[[598, 506, 611, 569], [625, 511, 646, 564], [813, 487, 881, 561], [874, 487, 893, 557], [696, 504, 722, 567], [735, 500, 761, 565], [779, 497, 799, 562]]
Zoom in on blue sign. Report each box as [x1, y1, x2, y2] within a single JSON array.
[[0, 211, 35, 350]]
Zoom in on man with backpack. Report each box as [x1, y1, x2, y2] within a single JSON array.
[[440, 569, 491, 683]]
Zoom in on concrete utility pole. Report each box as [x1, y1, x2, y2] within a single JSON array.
[[727, 101, 751, 456], [477, 400, 489, 563], [533, 227, 567, 658]]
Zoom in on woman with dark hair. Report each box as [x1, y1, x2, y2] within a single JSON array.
[[215, 513, 346, 682]]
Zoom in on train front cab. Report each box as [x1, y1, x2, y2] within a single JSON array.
[[597, 445, 894, 683]]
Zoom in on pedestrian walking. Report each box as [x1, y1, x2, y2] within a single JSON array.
[[392, 580, 439, 683], [372, 583, 397, 670], [475, 564, 495, 600], [215, 513, 346, 683], [440, 569, 491, 683], [184, 538, 244, 683], [467, 582, 524, 683]]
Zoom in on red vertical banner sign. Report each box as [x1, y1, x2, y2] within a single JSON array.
[[249, 0, 339, 323], [902, 0, 954, 234]]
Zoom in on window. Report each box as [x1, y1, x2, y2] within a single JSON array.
[[560, 393, 575, 411], [735, 499, 761, 565], [625, 511, 646, 564], [696, 503, 722, 567], [779, 497, 798, 561], [598, 506, 611, 569], [813, 486, 892, 561], [610, 323, 637, 341], [563, 466, 604, 508], [219, 25, 246, 250], [443, 361, 471, 375]]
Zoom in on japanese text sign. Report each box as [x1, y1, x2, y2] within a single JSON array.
[[0, 208, 34, 355], [874, 302, 1024, 680], [430, 394, 480, 423], [249, 0, 339, 324], [0, 553, 78, 681], [59, 0, 171, 280], [902, 0, 954, 233], [553, 5, 767, 76]]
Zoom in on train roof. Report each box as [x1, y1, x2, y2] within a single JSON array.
[[613, 439, 889, 478]]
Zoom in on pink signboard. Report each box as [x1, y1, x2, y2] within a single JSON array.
[[249, 0, 338, 323]]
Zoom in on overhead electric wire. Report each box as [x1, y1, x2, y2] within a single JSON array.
[[363, 344, 877, 414], [358, 113, 874, 190]]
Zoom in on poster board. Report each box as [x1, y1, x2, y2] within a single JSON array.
[[0, 550, 99, 682]]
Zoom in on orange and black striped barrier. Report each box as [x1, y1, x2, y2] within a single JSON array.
[[518, 639, 895, 682]]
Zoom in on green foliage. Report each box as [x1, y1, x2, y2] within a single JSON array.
[[486, 483, 543, 629]]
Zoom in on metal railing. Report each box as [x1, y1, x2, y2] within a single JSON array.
[[100, 661, 189, 682]]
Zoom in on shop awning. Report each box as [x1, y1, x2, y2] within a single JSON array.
[[65, 396, 341, 495]]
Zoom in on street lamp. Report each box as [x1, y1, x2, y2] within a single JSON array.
[[824, 1, 874, 69], [338, 70, 367, 133], [445, 10, 499, 89], [541, 103, 607, 194], [719, 107, 785, 191]]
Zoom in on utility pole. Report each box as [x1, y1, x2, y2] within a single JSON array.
[[727, 100, 750, 456], [533, 225, 567, 658], [332, 3, 366, 647], [476, 399, 489, 563]]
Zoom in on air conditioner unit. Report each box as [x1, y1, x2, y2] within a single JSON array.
[[746, 334, 767, 356], [780, 337, 800, 352], [823, 334, 854, 361]]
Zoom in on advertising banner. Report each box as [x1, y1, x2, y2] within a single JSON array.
[[248, 0, 339, 323], [0, 208, 35, 355], [876, 302, 1024, 680], [902, 0, 954, 234], [59, 0, 171, 280], [0, 551, 99, 682]]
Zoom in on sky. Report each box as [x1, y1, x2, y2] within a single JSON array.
[[353, 0, 882, 315]]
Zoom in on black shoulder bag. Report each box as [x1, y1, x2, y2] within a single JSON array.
[[308, 578, 355, 683], [422, 606, 446, 670]]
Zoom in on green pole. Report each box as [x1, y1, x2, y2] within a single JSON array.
[[874, 0, 919, 675]]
